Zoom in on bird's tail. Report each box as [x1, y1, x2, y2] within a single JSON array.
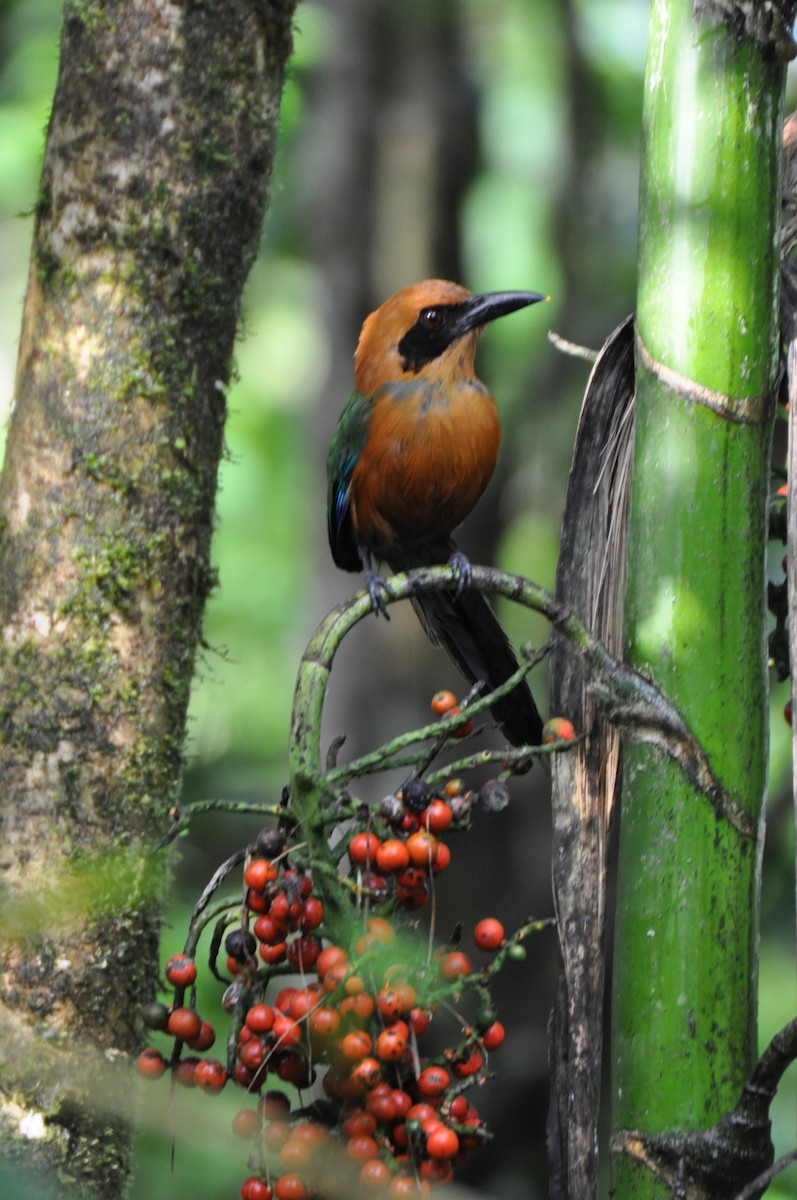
[[411, 587, 544, 748]]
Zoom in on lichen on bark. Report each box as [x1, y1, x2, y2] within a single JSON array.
[[0, 2, 297, 1195]]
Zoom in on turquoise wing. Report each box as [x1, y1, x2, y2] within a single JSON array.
[[327, 389, 371, 572]]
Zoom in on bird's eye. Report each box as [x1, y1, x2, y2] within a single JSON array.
[[420, 308, 442, 329]]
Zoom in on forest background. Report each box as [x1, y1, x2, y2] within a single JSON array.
[[0, 1, 795, 1197]]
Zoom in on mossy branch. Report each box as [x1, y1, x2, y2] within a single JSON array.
[[287, 564, 738, 831]]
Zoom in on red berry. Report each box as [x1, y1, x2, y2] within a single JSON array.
[[288, 987, 321, 1021], [350, 1056, 382, 1091], [409, 1008, 431, 1036], [426, 1124, 459, 1160], [405, 830, 437, 866], [245, 888, 270, 913], [244, 858, 278, 890], [174, 1056, 200, 1087], [254, 913, 286, 944], [316, 944, 348, 978], [272, 1014, 302, 1048], [406, 1102, 437, 1124], [417, 1065, 450, 1098], [300, 897, 324, 930], [165, 953, 197, 988], [358, 916, 395, 949], [376, 1022, 409, 1061], [286, 935, 321, 970], [308, 1005, 341, 1040], [432, 841, 451, 874], [481, 1020, 506, 1049], [339, 991, 375, 1023], [365, 1084, 398, 1123], [321, 961, 349, 993], [346, 1134, 379, 1161], [263, 1120, 292, 1151], [187, 1020, 216, 1051], [238, 1039, 265, 1070], [246, 1003, 276, 1034], [375, 838, 411, 873], [232, 1108, 262, 1139], [349, 832, 381, 867], [431, 690, 458, 715], [423, 799, 453, 834], [194, 1058, 227, 1093], [276, 1049, 312, 1086], [136, 1047, 167, 1079], [439, 951, 471, 981], [259, 941, 287, 964], [341, 1108, 377, 1137], [271, 891, 300, 924], [542, 717, 577, 743], [166, 1006, 202, 1041], [450, 1045, 484, 1078], [274, 987, 297, 1014], [240, 1177, 273, 1200], [445, 706, 474, 737], [274, 1174, 308, 1200], [473, 917, 505, 951], [341, 1029, 372, 1061], [444, 778, 465, 798], [377, 987, 407, 1021], [389, 1176, 426, 1198], [280, 1138, 313, 1169], [359, 1160, 391, 1187], [420, 1158, 454, 1183]]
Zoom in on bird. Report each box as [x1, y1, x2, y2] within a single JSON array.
[[326, 278, 547, 747]]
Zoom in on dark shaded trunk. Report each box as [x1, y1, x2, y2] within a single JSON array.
[[0, 2, 296, 1195]]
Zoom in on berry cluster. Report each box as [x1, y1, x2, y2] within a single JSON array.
[[138, 692, 551, 1198]]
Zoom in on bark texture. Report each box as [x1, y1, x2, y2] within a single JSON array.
[[0, 2, 296, 1195]]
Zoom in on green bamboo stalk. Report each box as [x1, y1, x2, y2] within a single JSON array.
[[611, 4, 788, 1196]]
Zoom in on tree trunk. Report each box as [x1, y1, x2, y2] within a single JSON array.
[[610, 3, 789, 1196], [0, 2, 296, 1196]]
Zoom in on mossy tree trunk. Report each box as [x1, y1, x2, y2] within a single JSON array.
[[610, 3, 791, 1197], [0, 2, 296, 1196]]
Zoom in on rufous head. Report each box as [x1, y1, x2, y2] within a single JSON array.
[[353, 279, 547, 394]]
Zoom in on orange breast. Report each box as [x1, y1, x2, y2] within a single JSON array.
[[350, 380, 501, 549]]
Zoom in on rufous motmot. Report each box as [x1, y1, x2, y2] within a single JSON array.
[[326, 279, 547, 747]]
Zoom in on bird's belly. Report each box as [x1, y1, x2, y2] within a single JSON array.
[[352, 384, 501, 547]]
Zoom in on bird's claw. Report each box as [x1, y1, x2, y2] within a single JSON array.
[[365, 570, 393, 619], [448, 551, 472, 597]]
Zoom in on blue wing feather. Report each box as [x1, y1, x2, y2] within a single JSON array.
[[327, 390, 372, 572]]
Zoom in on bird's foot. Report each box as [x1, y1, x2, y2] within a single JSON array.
[[448, 551, 472, 597], [365, 570, 393, 619]]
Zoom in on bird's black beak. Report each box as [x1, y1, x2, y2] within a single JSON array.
[[454, 290, 548, 338]]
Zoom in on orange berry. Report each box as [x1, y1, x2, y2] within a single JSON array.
[[340, 1030, 373, 1061], [445, 706, 474, 737], [405, 830, 437, 866], [439, 950, 472, 981], [359, 1159, 391, 1187], [422, 799, 453, 834], [431, 690, 458, 715], [375, 838, 411, 873], [473, 917, 505, 951], [166, 1006, 202, 1041], [542, 717, 577, 743], [443, 778, 465, 798], [349, 832, 382, 867], [376, 1022, 409, 1061], [244, 858, 278, 890]]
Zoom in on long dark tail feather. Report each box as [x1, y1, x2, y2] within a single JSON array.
[[411, 587, 544, 748]]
